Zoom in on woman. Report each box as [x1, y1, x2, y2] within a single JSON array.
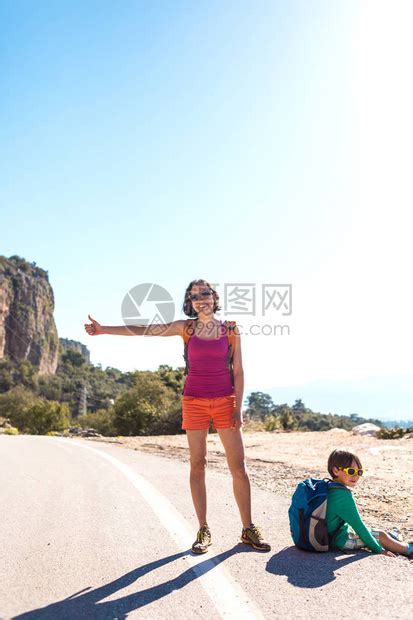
[[84, 278, 270, 554]]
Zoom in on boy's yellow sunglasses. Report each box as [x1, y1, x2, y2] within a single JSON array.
[[339, 466, 363, 476]]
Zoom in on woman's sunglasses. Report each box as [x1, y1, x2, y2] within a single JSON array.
[[339, 466, 363, 477], [189, 290, 213, 302]]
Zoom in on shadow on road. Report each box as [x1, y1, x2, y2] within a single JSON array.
[[12, 543, 255, 619], [266, 545, 368, 588]]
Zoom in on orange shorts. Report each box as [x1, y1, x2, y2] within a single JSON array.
[[182, 394, 236, 430]]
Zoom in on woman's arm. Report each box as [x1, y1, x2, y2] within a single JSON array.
[[85, 315, 185, 337], [231, 325, 244, 429]]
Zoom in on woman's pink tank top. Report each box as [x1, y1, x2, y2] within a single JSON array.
[[183, 321, 234, 398]]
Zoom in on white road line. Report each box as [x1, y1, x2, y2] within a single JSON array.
[[53, 437, 264, 619]]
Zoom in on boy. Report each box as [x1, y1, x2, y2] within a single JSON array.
[[326, 449, 413, 558]]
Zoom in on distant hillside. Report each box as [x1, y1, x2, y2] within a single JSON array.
[[60, 337, 90, 364], [382, 419, 413, 429], [266, 376, 413, 423]]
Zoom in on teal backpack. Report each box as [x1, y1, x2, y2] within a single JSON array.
[[288, 478, 348, 551]]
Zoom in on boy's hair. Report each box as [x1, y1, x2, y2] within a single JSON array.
[[327, 449, 363, 478]]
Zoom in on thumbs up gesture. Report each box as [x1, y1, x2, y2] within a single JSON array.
[[84, 314, 104, 336]]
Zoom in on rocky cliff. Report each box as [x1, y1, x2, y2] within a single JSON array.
[[0, 255, 59, 374], [59, 337, 91, 364]]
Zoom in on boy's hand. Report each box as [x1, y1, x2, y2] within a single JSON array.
[[84, 314, 104, 336], [381, 550, 396, 557]]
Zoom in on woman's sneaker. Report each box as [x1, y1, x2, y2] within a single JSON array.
[[191, 525, 212, 554], [241, 524, 271, 552]]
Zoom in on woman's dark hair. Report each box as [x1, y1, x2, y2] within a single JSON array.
[[327, 449, 362, 478], [182, 279, 221, 318]]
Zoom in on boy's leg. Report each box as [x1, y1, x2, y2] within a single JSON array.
[[377, 530, 411, 556]]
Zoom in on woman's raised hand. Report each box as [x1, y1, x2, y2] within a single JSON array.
[[84, 314, 104, 336]]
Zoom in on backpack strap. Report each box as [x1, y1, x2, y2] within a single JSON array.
[[182, 320, 194, 383], [325, 479, 350, 491], [224, 320, 237, 385], [225, 320, 236, 353], [182, 319, 195, 345], [325, 479, 350, 547]]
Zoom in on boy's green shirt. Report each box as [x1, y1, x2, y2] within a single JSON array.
[[326, 486, 383, 553]]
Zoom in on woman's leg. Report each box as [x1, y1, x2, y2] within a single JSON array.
[[186, 429, 209, 527], [217, 428, 252, 528]]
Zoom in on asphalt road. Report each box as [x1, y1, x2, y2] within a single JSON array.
[[0, 435, 412, 619]]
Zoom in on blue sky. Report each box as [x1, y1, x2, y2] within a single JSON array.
[[1, 1, 412, 420]]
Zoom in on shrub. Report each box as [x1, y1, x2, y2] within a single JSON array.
[[113, 371, 182, 436], [0, 359, 38, 393], [377, 427, 412, 439], [0, 387, 71, 434], [77, 409, 117, 436], [276, 405, 298, 430], [245, 392, 275, 420], [148, 403, 182, 435], [3, 426, 19, 435], [0, 386, 38, 426], [18, 400, 71, 434], [242, 418, 266, 432], [264, 415, 281, 432], [38, 375, 63, 401]]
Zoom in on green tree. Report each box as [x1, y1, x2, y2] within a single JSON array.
[[114, 393, 156, 435], [274, 404, 298, 430], [0, 387, 70, 434], [19, 400, 71, 434], [61, 350, 85, 367], [55, 353, 129, 416], [0, 386, 37, 422], [78, 408, 117, 436], [14, 360, 32, 389], [0, 359, 13, 392], [264, 415, 281, 431], [245, 391, 275, 420], [0, 359, 38, 393], [38, 374, 63, 401], [292, 398, 306, 412], [157, 364, 186, 396], [113, 371, 181, 436]]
